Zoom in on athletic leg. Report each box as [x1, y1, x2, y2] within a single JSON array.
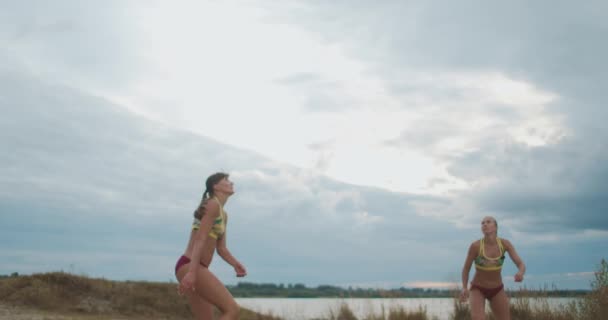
[[189, 294, 214, 320], [177, 265, 239, 320], [469, 287, 486, 320], [489, 289, 510, 320]]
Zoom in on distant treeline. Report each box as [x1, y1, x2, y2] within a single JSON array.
[[226, 282, 590, 298], [0, 272, 19, 279], [0, 272, 589, 298]]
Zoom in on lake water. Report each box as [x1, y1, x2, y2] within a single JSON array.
[[235, 297, 578, 320]]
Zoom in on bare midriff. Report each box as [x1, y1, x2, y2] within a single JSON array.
[[471, 269, 503, 288], [183, 230, 217, 267]]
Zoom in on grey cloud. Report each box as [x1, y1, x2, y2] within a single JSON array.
[[275, 72, 322, 85], [0, 66, 273, 220], [0, 63, 600, 287], [227, 175, 470, 283], [2, 1, 605, 286], [301, 92, 348, 112], [265, 0, 608, 235], [272, 0, 608, 127], [1, 65, 471, 284], [383, 103, 524, 156], [383, 118, 456, 152], [275, 72, 355, 112], [446, 136, 608, 231], [0, 0, 141, 91]]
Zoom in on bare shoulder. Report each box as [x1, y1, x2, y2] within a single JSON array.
[[469, 240, 481, 251], [500, 238, 514, 249], [466, 240, 480, 258], [202, 199, 220, 217]]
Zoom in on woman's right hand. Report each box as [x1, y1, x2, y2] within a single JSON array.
[[178, 270, 197, 296], [459, 288, 469, 302]]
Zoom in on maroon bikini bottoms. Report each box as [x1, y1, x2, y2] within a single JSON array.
[[174, 255, 208, 275], [471, 283, 504, 300]]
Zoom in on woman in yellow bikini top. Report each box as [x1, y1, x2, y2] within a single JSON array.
[[192, 196, 226, 239], [474, 237, 506, 271], [175, 172, 247, 320], [460, 216, 526, 320]]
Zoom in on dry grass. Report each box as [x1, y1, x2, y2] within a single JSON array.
[[0, 272, 281, 320], [324, 303, 435, 320], [449, 258, 608, 320], [449, 294, 586, 320], [329, 267, 608, 320], [1, 259, 606, 320]]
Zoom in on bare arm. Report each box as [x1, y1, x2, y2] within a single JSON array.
[[188, 200, 220, 273], [504, 239, 526, 281], [462, 242, 477, 289], [460, 242, 478, 301], [216, 214, 247, 277], [178, 200, 220, 294]]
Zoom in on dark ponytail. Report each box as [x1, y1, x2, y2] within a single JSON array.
[[193, 172, 229, 220], [193, 189, 210, 220]]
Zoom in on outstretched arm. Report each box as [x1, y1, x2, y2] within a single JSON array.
[[504, 239, 526, 282], [217, 214, 247, 277]]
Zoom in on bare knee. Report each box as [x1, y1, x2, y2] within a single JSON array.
[[470, 303, 485, 320], [489, 293, 510, 320], [469, 294, 486, 320], [471, 311, 485, 320]]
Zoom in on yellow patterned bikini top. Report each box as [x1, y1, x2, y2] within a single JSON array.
[[192, 196, 226, 239], [474, 237, 506, 271]]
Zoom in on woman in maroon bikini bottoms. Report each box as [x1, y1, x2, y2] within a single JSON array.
[[460, 216, 526, 320], [176, 172, 247, 320]]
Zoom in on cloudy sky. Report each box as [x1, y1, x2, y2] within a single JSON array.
[[1, 0, 606, 290]]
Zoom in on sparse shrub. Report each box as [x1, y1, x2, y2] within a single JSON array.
[[336, 303, 358, 320], [0, 271, 281, 319], [449, 260, 608, 319], [387, 305, 430, 320], [577, 258, 608, 320], [450, 297, 470, 320]]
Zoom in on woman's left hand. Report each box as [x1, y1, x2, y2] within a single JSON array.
[[514, 272, 524, 282], [234, 262, 247, 277], [178, 270, 197, 295]]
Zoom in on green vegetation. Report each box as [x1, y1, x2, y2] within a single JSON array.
[[228, 282, 457, 298], [449, 259, 608, 320], [0, 272, 19, 279], [327, 303, 432, 320], [227, 282, 587, 298], [324, 259, 607, 319], [0, 259, 605, 319]]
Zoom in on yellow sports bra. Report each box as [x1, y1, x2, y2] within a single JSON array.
[[192, 197, 226, 239], [474, 237, 506, 271]]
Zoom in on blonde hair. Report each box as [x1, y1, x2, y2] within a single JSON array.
[[483, 216, 498, 235]]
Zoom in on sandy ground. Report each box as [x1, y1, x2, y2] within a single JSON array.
[[0, 304, 50, 320], [0, 304, 140, 320]]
